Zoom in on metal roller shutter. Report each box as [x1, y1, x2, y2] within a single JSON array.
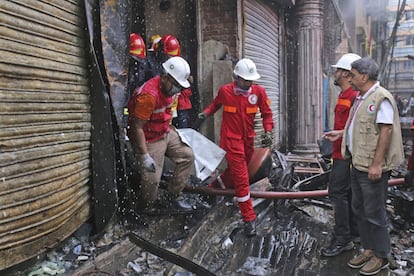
[[0, 0, 91, 269], [243, 0, 280, 148]]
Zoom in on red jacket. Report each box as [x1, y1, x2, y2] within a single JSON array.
[[332, 86, 358, 159], [177, 88, 192, 111], [204, 81, 273, 144], [128, 76, 173, 143]]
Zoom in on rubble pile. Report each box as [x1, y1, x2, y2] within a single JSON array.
[[5, 149, 414, 276]]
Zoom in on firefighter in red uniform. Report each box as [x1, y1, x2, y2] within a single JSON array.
[[124, 33, 147, 128], [127, 56, 194, 210], [146, 34, 193, 128], [146, 34, 182, 81], [321, 53, 361, 257], [199, 58, 274, 236]]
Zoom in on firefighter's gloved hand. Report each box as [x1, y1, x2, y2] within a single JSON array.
[[198, 112, 207, 120], [261, 131, 273, 147], [192, 112, 207, 130], [140, 153, 156, 172]]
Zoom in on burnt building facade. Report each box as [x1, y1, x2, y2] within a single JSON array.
[[0, 0, 381, 270]]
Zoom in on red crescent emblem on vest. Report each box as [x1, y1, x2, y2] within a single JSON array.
[[367, 103, 376, 114]]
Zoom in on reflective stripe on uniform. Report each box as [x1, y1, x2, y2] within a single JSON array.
[[236, 192, 250, 202], [337, 98, 352, 108], [153, 106, 167, 113], [224, 106, 237, 113], [246, 107, 258, 113], [224, 105, 259, 114]]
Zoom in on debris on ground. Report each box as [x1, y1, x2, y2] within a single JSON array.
[[5, 149, 414, 276]]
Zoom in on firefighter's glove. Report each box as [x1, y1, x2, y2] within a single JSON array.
[[261, 131, 273, 147], [198, 112, 207, 120], [140, 153, 156, 172], [191, 112, 207, 130]]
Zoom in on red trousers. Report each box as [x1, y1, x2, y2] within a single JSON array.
[[214, 137, 256, 222]]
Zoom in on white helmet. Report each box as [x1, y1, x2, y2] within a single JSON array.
[[331, 53, 361, 71], [162, 56, 191, 88], [233, 58, 261, 81]]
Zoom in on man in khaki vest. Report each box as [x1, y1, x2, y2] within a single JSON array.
[[323, 57, 403, 275]]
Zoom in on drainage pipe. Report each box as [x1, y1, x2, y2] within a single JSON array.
[[184, 177, 405, 199]]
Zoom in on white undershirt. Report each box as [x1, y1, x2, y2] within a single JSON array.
[[347, 82, 394, 154]]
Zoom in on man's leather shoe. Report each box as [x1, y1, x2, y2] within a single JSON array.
[[359, 256, 389, 275], [321, 240, 354, 257], [174, 196, 193, 210], [348, 252, 373, 269], [244, 220, 256, 237]]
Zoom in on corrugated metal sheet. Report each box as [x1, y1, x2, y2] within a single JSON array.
[[0, 0, 91, 269], [243, 0, 280, 148]]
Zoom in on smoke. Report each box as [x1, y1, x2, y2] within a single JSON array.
[[337, 0, 389, 22], [365, 0, 389, 17]]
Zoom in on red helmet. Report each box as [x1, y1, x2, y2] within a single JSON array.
[[130, 33, 146, 59], [161, 34, 181, 56]]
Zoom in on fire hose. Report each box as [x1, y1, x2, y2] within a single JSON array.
[[128, 232, 216, 275], [184, 177, 405, 199]]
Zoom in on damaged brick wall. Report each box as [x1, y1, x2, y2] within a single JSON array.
[[200, 0, 238, 58]]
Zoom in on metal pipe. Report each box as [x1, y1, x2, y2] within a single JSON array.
[[388, 177, 406, 186], [184, 177, 405, 199]]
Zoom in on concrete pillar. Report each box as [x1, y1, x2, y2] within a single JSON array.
[[294, 0, 324, 155]]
